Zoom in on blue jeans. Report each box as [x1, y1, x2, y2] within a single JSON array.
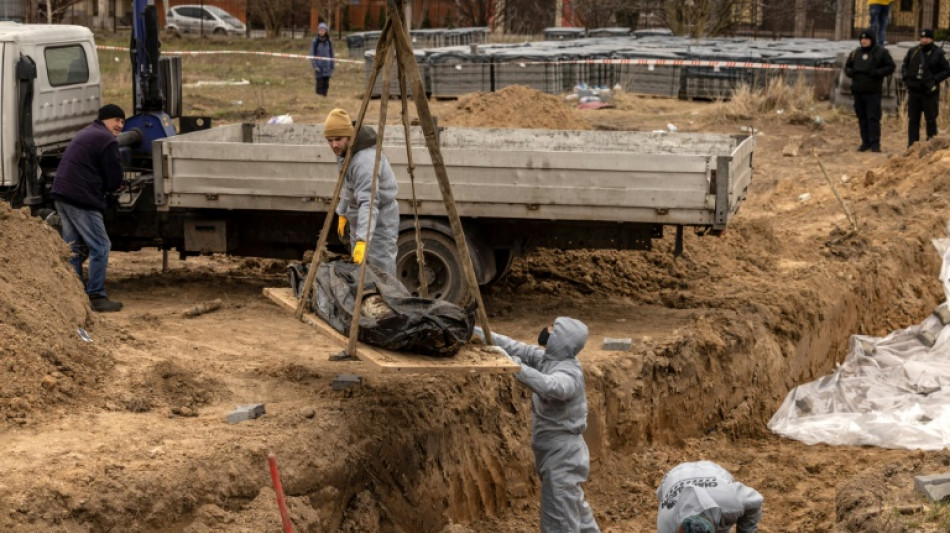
[[55, 200, 111, 297], [869, 4, 890, 45]]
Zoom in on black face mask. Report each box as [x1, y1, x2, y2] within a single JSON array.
[[538, 326, 551, 346]]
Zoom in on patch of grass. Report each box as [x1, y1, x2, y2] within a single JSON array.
[[925, 501, 950, 529], [717, 76, 824, 125], [95, 32, 367, 125]]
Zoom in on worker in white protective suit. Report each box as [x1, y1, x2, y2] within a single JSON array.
[[656, 461, 763, 533], [475, 317, 600, 533], [324, 108, 399, 275]]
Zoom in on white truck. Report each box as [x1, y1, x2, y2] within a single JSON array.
[[0, 23, 755, 302]]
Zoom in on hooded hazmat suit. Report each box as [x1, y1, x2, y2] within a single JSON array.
[[476, 317, 600, 533], [335, 125, 399, 275], [656, 461, 763, 533]]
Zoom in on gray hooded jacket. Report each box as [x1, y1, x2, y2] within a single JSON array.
[[656, 461, 763, 533], [476, 317, 600, 533], [493, 317, 590, 444], [334, 126, 399, 274]]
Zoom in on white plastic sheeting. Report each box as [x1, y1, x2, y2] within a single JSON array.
[[768, 238, 950, 450]]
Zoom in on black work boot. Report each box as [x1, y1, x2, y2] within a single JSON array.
[[90, 295, 123, 313]]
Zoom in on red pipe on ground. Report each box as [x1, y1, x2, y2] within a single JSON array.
[[267, 453, 294, 533]]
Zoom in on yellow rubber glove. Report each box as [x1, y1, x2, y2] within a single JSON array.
[[337, 215, 347, 239], [353, 241, 366, 264]]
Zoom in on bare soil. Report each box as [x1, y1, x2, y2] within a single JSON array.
[[4, 75, 950, 532], [443, 85, 593, 130]]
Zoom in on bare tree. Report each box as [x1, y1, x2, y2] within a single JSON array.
[[316, 0, 349, 32], [454, 0, 490, 26], [660, 0, 742, 37], [249, 0, 308, 37], [572, 0, 626, 29], [500, 0, 552, 34], [27, 0, 85, 23]]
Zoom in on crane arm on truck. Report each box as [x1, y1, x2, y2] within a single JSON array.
[[125, 0, 175, 158]]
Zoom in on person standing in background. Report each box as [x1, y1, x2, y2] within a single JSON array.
[[845, 29, 896, 152], [310, 22, 335, 97], [902, 29, 950, 146], [868, 0, 895, 45]]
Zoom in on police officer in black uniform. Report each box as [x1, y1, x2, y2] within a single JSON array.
[[846, 28, 896, 152], [902, 29, 950, 146]]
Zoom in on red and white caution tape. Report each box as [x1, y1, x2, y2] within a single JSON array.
[[96, 44, 359, 64], [97, 45, 838, 71]]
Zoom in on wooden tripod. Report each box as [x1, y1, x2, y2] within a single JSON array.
[[293, 0, 494, 356]]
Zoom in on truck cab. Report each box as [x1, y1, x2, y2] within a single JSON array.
[[0, 23, 99, 203]]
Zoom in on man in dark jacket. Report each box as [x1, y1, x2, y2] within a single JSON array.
[[51, 104, 125, 312], [845, 29, 896, 152], [902, 29, 950, 146], [475, 318, 601, 533], [310, 22, 335, 97]]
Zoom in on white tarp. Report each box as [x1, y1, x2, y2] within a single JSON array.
[[768, 237, 950, 450]]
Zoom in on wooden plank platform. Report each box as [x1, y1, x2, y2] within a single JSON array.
[[263, 287, 520, 374]]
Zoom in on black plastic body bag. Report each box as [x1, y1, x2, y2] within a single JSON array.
[[289, 261, 474, 357]]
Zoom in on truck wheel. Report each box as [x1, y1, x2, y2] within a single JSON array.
[[213, 27, 226, 35], [396, 230, 467, 304]]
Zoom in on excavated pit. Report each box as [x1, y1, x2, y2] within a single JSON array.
[[5, 100, 950, 531]]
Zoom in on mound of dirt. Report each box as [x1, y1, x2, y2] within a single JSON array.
[[0, 203, 111, 424], [444, 85, 593, 130]]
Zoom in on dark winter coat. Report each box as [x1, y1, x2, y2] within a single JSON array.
[[310, 35, 335, 78], [902, 43, 950, 94], [845, 35, 896, 95], [51, 120, 123, 211]]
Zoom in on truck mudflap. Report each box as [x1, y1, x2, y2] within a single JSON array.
[[15, 55, 41, 207]]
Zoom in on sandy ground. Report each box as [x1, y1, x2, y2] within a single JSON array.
[[4, 85, 950, 533]]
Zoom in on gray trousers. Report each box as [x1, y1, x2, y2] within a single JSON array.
[[534, 434, 600, 533]]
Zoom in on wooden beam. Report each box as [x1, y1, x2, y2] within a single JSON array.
[[386, 0, 495, 345]]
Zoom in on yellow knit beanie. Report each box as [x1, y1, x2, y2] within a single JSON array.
[[324, 108, 355, 138]]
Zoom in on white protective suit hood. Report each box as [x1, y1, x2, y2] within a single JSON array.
[[544, 317, 588, 361]]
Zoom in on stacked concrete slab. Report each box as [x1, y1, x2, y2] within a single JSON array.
[[348, 27, 489, 59], [359, 32, 877, 101], [364, 48, 428, 98], [428, 48, 493, 97]]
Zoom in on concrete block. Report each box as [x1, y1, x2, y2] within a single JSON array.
[[914, 473, 950, 494], [915, 473, 950, 502], [602, 338, 633, 351], [934, 304, 950, 325], [227, 403, 266, 424], [925, 484, 950, 502], [332, 374, 362, 391], [916, 329, 937, 348]]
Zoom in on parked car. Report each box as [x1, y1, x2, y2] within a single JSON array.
[[165, 5, 245, 36]]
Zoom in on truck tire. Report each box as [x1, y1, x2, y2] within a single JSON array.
[[396, 230, 468, 304]]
